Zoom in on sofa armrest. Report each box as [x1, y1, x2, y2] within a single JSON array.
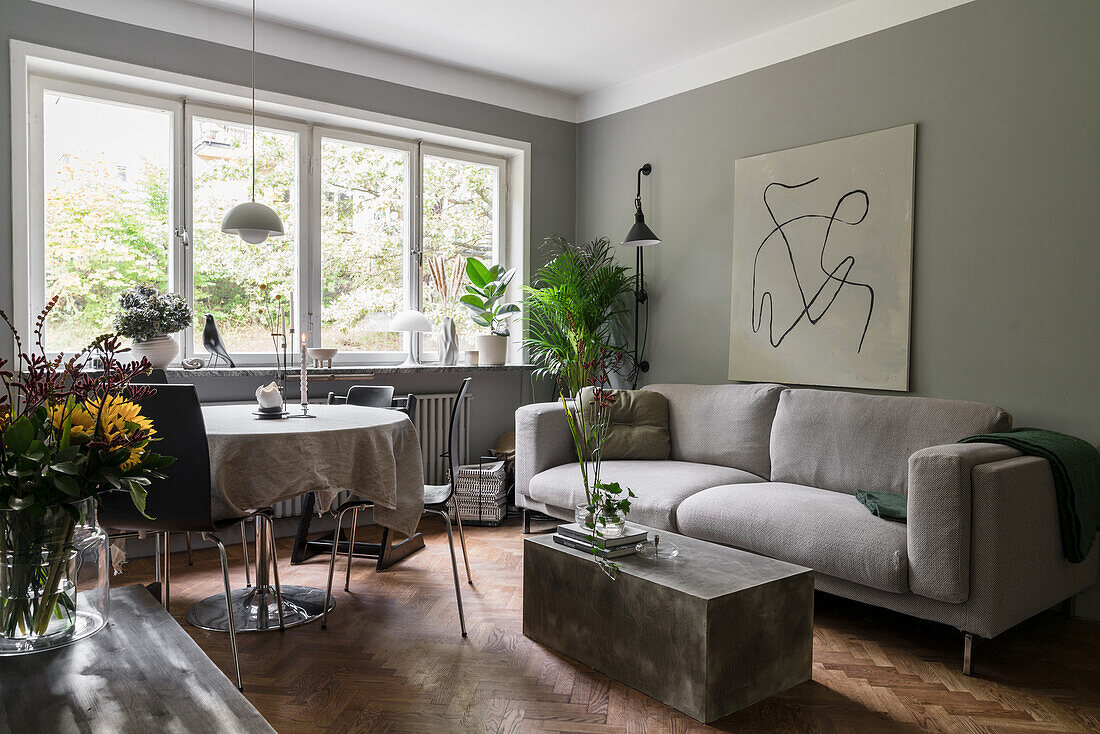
[[907, 442, 1020, 603], [515, 402, 576, 501], [962, 455, 1098, 637]]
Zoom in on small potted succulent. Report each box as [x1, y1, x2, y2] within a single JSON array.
[[114, 286, 193, 368], [460, 257, 519, 366]]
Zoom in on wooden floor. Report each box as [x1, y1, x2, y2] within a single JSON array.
[[113, 516, 1100, 733]]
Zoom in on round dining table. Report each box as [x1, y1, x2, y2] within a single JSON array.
[[186, 403, 426, 632]]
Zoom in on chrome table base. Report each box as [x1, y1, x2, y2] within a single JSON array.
[[187, 585, 333, 632]]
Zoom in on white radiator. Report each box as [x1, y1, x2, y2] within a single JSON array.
[[270, 392, 469, 518]]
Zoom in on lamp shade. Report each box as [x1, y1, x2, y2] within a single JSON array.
[[622, 213, 661, 247], [221, 202, 285, 244], [389, 310, 432, 333]]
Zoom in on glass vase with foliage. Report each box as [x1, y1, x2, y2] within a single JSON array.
[[559, 352, 637, 577], [524, 235, 635, 396], [0, 298, 174, 652]]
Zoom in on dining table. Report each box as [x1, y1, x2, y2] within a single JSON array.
[[185, 403, 426, 633]]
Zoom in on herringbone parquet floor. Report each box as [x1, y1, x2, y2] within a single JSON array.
[[114, 516, 1100, 733]]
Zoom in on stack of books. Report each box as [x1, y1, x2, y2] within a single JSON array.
[[553, 523, 649, 559]]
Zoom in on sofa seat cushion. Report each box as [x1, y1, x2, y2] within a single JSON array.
[[527, 461, 765, 531], [675, 482, 909, 593]]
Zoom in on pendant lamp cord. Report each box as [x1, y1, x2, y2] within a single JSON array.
[[251, 0, 256, 202]]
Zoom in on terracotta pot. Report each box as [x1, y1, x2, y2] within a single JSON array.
[[129, 334, 179, 368], [475, 334, 507, 366]]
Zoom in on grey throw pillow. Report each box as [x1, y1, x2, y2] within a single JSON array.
[[577, 387, 670, 461]]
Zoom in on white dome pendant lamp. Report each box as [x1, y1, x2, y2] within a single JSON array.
[[221, 0, 284, 245]]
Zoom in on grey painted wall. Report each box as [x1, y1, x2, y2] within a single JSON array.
[[0, 0, 576, 369], [577, 0, 1100, 442]]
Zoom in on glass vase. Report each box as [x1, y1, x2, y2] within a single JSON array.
[[574, 504, 626, 539], [0, 498, 109, 656]]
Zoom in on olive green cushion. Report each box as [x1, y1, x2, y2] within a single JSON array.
[[577, 387, 670, 461]]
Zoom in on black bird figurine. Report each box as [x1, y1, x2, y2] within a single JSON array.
[[202, 314, 236, 368]]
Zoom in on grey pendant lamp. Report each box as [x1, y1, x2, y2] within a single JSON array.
[[221, 0, 284, 245]]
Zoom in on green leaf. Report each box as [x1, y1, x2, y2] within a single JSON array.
[[459, 294, 486, 310], [8, 495, 34, 510], [496, 303, 521, 316], [50, 461, 80, 475], [53, 474, 81, 496], [4, 418, 34, 454], [465, 257, 491, 287], [127, 485, 151, 519]]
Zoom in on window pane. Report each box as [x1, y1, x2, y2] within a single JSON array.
[[43, 92, 172, 352], [421, 155, 499, 354], [320, 138, 408, 351], [192, 117, 297, 353]]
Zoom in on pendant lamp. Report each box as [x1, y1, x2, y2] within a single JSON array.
[[221, 0, 285, 244]]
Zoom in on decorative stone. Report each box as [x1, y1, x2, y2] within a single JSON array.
[[523, 527, 813, 723]]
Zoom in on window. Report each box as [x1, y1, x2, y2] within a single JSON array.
[[319, 135, 411, 353], [420, 149, 503, 355], [191, 114, 299, 353], [24, 74, 516, 365], [41, 90, 173, 352]]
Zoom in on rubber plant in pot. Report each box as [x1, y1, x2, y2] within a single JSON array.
[[460, 257, 519, 366], [0, 298, 175, 655], [114, 285, 193, 369]]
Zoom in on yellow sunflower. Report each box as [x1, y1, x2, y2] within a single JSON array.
[[48, 401, 96, 440], [84, 395, 156, 470]]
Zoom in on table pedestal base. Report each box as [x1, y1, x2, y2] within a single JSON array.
[[187, 585, 334, 633]]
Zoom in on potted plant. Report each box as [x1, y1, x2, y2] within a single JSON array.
[[0, 298, 174, 654], [460, 257, 519, 366], [113, 285, 193, 368], [524, 235, 635, 395]]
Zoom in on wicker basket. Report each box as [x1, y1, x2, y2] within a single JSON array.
[[450, 460, 508, 526]]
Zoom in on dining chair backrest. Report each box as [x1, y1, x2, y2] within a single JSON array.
[[344, 385, 396, 408], [439, 378, 472, 499], [98, 384, 221, 533]]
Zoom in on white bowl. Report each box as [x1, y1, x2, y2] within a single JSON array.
[[306, 347, 338, 362]]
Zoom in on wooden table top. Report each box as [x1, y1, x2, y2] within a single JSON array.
[[0, 585, 274, 734]]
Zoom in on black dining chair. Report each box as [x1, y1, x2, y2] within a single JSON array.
[[322, 377, 472, 637], [99, 384, 284, 690]]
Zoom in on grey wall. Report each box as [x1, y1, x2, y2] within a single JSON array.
[[0, 0, 576, 369], [577, 0, 1100, 442]]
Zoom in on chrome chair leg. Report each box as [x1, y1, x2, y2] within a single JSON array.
[[161, 532, 171, 611], [261, 514, 286, 631], [206, 533, 242, 690], [427, 507, 467, 638], [322, 505, 355, 630], [240, 521, 251, 588], [344, 507, 359, 592], [185, 532, 194, 566], [154, 533, 162, 583], [450, 498, 472, 584]]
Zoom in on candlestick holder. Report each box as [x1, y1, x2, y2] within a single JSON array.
[[291, 402, 316, 419]]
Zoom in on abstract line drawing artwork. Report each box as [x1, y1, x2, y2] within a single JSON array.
[[729, 124, 915, 390]]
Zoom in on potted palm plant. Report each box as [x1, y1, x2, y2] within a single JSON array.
[[113, 285, 193, 369], [524, 235, 635, 395], [460, 257, 519, 366], [0, 298, 174, 655]]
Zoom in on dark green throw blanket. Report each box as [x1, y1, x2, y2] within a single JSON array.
[[856, 489, 908, 523], [960, 428, 1099, 563]]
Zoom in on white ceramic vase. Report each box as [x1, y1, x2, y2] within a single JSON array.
[[438, 317, 459, 366], [129, 334, 179, 369], [476, 334, 507, 366]]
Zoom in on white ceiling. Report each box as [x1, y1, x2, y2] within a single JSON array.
[[184, 0, 855, 97], [34, 0, 975, 121]]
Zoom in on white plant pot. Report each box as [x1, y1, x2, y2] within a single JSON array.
[[129, 334, 179, 369], [475, 334, 507, 366]]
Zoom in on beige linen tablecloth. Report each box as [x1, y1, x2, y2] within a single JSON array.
[[202, 404, 425, 537]]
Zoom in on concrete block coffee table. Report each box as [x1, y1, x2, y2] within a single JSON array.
[[523, 527, 813, 723]]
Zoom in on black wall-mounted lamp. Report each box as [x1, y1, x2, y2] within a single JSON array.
[[620, 163, 660, 388]]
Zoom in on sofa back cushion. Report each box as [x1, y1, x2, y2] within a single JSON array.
[[770, 389, 1012, 495], [577, 387, 670, 460], [644, 383, 785, 477]]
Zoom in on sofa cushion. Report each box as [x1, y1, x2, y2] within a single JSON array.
[[577, 387, 670, 460], [644, 383, 785, 477], [675, 482, 910, 594], [770, 389, 1012, 496], [527, 460, 765, 531]]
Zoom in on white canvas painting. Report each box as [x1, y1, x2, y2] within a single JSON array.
[[729, 124, 915, 390]]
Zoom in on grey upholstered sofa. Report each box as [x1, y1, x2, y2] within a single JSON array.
[[515, 384, 1098, 671]]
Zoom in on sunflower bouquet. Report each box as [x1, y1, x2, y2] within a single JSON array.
[[1, 297, 174, 643]]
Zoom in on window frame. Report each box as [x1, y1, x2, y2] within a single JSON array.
[[22, 73, 513, 366]]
